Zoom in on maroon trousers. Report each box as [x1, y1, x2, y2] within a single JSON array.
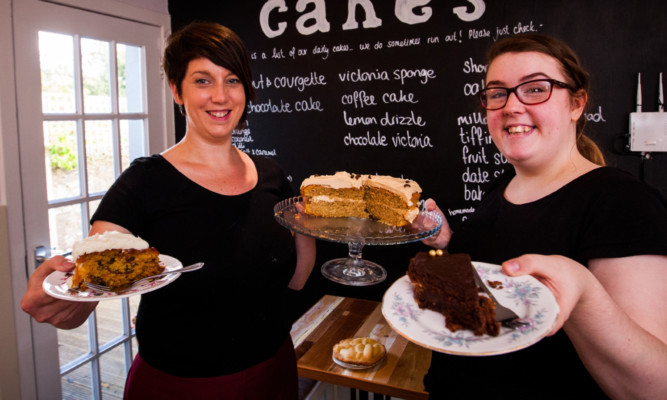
[[123, 335, 298, 399]]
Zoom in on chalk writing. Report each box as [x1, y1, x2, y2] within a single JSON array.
[[252, 72, 327, 92], [444, 30, 463, 43], [381, 111, 426, 126], [448, 207, 476, 216], [344, 131, 388, 147], [387, 37, 421, 48], [462, 145, 489, 165], [585, 105, 606, 122], [391, 131, 434, 148], [343, 111, 376, 126], [259, 0, 486, 38], [312, 44, 329, 59], [459, 126, 493, 146], [341, 90, 377, 109], [462, 57, 487, 74], [469, 28, 491, 39], [383, 90, 419, 104], [251, 148, 277, 156], [248, 98, 324, 114], [248, 99, 292, 113], [393, 68, 437, 85], [457, 112, 487, 125], [339, 69, 391, 83], [232, 124, 254, 151]]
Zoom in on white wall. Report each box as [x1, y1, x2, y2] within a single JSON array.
[[117, 0, 167, 13], [0, 207, 20, 400], [0, 0, 22, 395]]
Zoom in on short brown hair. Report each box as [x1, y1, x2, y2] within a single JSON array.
[[163, 21, 256, 128], [486, 34, 605, 166]]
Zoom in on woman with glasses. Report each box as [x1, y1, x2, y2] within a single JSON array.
[[422, 34, 667, 398]]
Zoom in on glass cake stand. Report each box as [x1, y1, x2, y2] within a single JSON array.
[[273, 196, 443, 286]]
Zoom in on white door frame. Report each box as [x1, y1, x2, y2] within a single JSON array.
[[3, 0, 173, 398]]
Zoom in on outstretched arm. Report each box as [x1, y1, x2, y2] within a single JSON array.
[[288, 233, 316, 290], [21, 255, 97, 329], [21, 221, 132, 329], [503, 254, 667, 399]]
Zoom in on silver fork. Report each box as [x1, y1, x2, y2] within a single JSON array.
[[471, 265, 530, 329], [84, 262, 204, 293]]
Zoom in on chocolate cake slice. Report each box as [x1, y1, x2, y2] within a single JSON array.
[[407, 251, 500, 336]]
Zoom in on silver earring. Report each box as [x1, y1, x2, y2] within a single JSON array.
[[178, 104, 186, 116]]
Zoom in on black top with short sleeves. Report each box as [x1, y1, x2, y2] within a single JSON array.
[[427, 167, 667, 399], [92, 154, 297, 377]]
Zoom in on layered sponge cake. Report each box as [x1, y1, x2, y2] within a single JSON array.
[[71, 231, 164, 291], [407, 251, 499, 336], [300, 172, 368, 219], [364, 174, 421, 227], [300, 171, 421, 226]]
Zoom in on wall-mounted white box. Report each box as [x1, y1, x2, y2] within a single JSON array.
[[629, 112, 667, 152]]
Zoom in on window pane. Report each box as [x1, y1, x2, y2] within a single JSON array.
[[39, 31, 76, 114], [89, 199, 101, 219], [120, 119, 146, 171], [57, 321, 91, 366], [101, 345, 131, 398], [97, 298, 124, 345], [44, 121, 80, 201], [85, 120, 115, 194], [61, 364, 93, 399], [117, 43, 145, 113], [129, 296, 140, 332], [49, 204, 84, 254], [132, 337, 139, 360], [81, 38, 112, 113]]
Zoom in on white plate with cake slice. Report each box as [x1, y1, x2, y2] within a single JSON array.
[[43, 255, 183, 301], [382, 262, 559, 356]]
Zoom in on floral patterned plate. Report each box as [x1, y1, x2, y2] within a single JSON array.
[[382, 262, 559, 356], [43, 254, 183, 301]]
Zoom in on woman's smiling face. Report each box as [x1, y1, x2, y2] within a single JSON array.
[[171, 57, 246, 141], [485, 51, 585, 169]]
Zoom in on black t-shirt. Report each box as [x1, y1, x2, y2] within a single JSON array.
[[92, 154, 297, 377], [427, 167, 667, 399]]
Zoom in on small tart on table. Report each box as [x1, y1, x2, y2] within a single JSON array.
[[332, 337, 386, 366]]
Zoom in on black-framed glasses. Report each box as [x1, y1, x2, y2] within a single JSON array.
[[479, 79, 573, 110]]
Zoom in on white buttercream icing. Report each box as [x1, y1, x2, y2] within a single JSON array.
[[72, 231, 149, 260], [300, 171, 365, 189], [312, 195, 335, 203], [312, 195, 364, 204], [404, 207, 420, 222]]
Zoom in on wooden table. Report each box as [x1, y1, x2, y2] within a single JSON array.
[[290, 295, 431, 400]]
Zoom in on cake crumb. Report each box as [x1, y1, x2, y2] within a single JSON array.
[[487, 280, 503, 289]]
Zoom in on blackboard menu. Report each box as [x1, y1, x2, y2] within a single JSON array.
[[170, 1, 666, 231], [169, 1, 666, 302]]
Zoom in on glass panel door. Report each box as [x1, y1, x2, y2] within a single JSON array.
[[14, 1, 170, 398], [41, 29, 147, 400]]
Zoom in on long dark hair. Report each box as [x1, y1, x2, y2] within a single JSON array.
[[486, 34, 605, 166], [163, 21, 256, 128]]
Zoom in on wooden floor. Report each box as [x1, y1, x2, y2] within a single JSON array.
[[58, 297, 139, 399]]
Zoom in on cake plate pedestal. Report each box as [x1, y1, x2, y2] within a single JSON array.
[[274, 196, 442, 286]]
